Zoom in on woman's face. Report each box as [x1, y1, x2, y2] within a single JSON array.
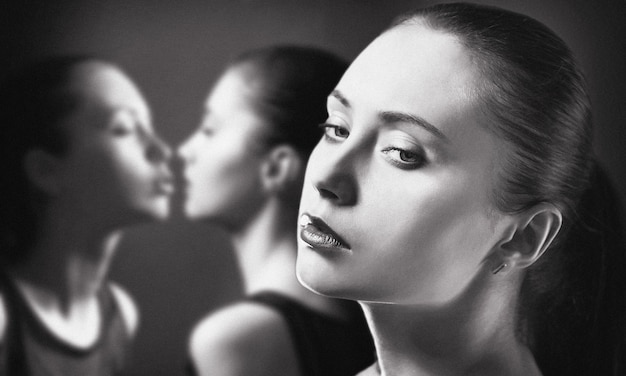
[[177, 67, 267, 228], [296, 25, 514, 305], [54, 62, 173, 225]]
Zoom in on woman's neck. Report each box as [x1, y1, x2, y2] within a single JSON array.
[[9, 228, 121, 311], [361, 273, 541, 376], [230, 201, 351, 319], [231, 200, 303, 295], [6, 221, 123, 348]]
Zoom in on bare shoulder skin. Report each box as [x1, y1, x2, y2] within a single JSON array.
[[189, 301, 300, 376], [0, 293, 6, 343], [108, 282, 139, 338]]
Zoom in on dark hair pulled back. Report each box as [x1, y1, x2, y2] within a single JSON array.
[[228, 45, 348, 160], [392, 3, 625, 375], [0, 55, 106, 264]]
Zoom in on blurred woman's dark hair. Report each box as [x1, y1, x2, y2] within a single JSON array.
[[0, 55, 107, 264], [227, 45, 348, 160]]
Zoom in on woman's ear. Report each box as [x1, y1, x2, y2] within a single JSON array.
[[260, 145, 303, 194], [23, 149, 63, 196], [495, 203, 563, 272]]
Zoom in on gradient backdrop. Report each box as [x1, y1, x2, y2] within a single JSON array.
[[1, 1, 624, 375]]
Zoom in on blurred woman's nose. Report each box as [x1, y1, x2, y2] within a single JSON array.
[[147, 134, 172, 163], [176, 137, 193, 164], [309, 144, 358, 206]]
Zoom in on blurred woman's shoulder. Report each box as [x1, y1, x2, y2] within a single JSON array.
[[108, 282, 139, 338], [189, 301, 300, 376], [0, 292, 6, 343]]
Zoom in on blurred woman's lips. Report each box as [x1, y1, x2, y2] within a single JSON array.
[[299, 213, 351, 251], [154, 175, 175, 195]]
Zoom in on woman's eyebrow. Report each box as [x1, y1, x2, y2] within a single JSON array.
[[330, 90, 448, 142], [109, 106, 151, 126], [329, 90, 351, 108], [379, 111, 448, 142]]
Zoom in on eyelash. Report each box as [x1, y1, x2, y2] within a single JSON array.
[[382, 147, 427, 170], [111, 124, 132, 136], [319, 123, 349, 142], [319, 123, 428, 170]]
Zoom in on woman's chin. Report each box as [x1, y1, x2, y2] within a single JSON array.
[[180, 203, 208, 220], [123, 197, 173, 223], [295, 254, 354, 300]]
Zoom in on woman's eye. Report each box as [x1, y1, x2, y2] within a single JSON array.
[[382, 147, 427, 170], [108, 111, 140, 136], [319, 123, 349, 142], [110, 124, 132, 136]]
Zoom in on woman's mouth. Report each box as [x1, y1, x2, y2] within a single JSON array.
[[154, 176, 175, 195], [299, 214, 351, 251]]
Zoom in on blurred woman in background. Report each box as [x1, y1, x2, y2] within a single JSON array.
[[0, 56, 173, 375], [178, 45, 374, 376], [296, 3, 625, 375]]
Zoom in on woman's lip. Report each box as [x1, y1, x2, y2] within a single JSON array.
[[154, 176, 175, 195], [299, 214, 351, 250]]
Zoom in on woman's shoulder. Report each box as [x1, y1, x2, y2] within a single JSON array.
[[0, 292, 5, 343], [189, 301, 299, 376], [108, 282, 139, 338], [189, 301, 293, 355], [355, 363, 378, 376]]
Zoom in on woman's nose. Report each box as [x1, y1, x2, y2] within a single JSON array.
[[176, 137, 194, 164], [147, 135, 172, 163], [309, 145, 358, 206]]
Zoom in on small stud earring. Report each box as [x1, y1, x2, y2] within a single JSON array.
[[492, 263, 507, 275]]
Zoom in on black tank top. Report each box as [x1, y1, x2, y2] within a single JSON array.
[[247, 292, 374, 376], [0, 277, 132, 376]]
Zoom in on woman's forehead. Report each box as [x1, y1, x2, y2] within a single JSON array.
[[68, 62, 151, 122], [335, 25, 480, 122], [345, 25, 472, 86]]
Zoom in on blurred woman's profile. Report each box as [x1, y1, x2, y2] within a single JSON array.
[[178, 45, 374, 376], [0, 56, 173, 375]]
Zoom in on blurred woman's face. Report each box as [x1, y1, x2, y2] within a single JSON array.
[[296, 25, 514, 305], [54, 62, 173, 225], [177, 67, 267, 228]]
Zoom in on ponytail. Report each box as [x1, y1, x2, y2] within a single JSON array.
[[523, 162, 626, 376]]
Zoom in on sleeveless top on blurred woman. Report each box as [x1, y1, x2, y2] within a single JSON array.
[[0, 56, 173, 375]]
